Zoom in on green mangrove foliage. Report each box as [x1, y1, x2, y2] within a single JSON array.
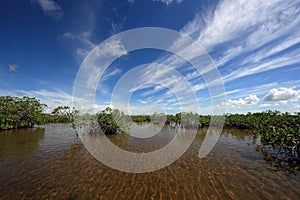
[[222, 111, 300, 161], [130, 112, 201, 128], [151, 112, 166, 124], [131, 115, 151, 123], [0, 96, 46, 129], [258, 111, 300, 155], [46, 106, 79, 123], [256, 111, 300, 170], [225, 111, 299, 150], [0, 96, 79, 130], [131, 110, 299, 156], [96, 107, 129, 135]]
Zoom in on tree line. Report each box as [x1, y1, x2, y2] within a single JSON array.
[[96, 108, 299, 150], [0, 96, 78, 130]]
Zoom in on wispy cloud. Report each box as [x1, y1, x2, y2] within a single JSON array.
[[56, 0, 299, 114], [72, 36, 128, 111], [274, 101, 288, 106], [1, 88, 72, 112], [110, 17, 127, 35], [80, 38, 127, 90], [8, 64, 18, 72], [294, 105, 300, 109], [142, 0, 300, 114], [196, 0, 299, 50], [96, 68, 123, 94], [223, 49, 300, 83], [60, 30, 128, 63], [129, 0, 184, 5], [153, 0, 184, 5], [139, 100, 148, 105], [59, 31, 96, 59], [1, 88, 110, 114], [61, 32, 75, 40], [259, 104, 272, 107], [102, 68, 122, 82], [33, 0, 63, 19], [184, 0, 299, 80]]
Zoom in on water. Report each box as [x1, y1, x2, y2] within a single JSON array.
[[0, 124, 299, 199]]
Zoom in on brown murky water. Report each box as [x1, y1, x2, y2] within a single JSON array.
[[0, 124, 299, 200]]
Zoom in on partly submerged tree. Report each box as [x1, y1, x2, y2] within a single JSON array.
[[96, 107, 129, 135]]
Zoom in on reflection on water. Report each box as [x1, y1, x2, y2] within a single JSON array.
[[0, 124, 299, 199], [0, 127, 45, 163]]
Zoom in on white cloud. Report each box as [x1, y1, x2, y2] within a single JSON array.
[[206, 81, 300, 105], [175, 0, 300, 85], [76, 48, 91, 58], [84, 93, 95, 97], [0, 88, 106, 114], [279, 100, 288, 105], [103, 62, 201, 114], [137, 0, 300, 114], [274, 101, 288, 107], [294, 105, 300, 109], [57, 0, 299, 115], [196, 0, 299, 49], [96, 68, 122, 94], [128, 0, 184, 5], [240, 35, 300, 66], [59, 31, 96, 59], [72, 37, 129, 113], [153, 0, 184, 5], [263, 87, 299, 101], [8, 64, 18, 72], [72, 34, 126, 60], [101, 68, 122, 82], [139, 100, 148, 105], [220, 95, 260, 108], [33, 0, 63, 19], [1, 89, 72, 113], [93, 39, 127, 57], [231, 95, 259, 105], [79, 39, 127, 90], [223, 49, 300, 83], [259, 104, 272, 107], [62, 32, 75, 40]]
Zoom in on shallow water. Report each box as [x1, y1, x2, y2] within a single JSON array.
[[0, 124, 299, 199]]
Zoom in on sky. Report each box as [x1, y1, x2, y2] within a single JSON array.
[[0, 0, 299, 115]]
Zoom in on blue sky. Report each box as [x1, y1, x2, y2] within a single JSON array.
[[0, 0, 299, 114]]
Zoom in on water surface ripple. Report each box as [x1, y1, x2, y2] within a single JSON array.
[[0, 124, 299, 199]]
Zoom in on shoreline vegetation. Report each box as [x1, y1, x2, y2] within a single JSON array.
[[1, 95, 299, 169], [0, 96, 78, 130], [78, 105, 300, 169]]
